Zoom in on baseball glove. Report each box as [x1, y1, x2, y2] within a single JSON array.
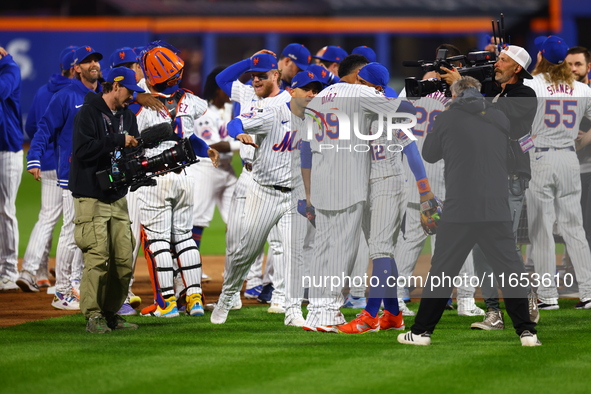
[[420, 196, 443, 235], [297, 199, 316, 227]]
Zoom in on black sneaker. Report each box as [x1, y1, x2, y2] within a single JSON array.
[[537, 301, 559, 310], [86, 316, 112, 334], [257, 284, 274, 304], [575, 300, 591, 309]]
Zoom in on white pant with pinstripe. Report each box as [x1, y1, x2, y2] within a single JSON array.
[[21, 169, 62, 276], [305, 202, 365, 327], [218, 181, 305, 312], [0, 150, 22, 282], [527, 150, 591, 303], [55, 189, 83, 294]]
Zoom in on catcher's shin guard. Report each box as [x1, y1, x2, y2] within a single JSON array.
[[172, 236, 202, 296], [142, 227, 172, 309]]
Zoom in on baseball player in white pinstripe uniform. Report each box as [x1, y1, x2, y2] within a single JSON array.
[[133, 42, 218, 318], [0, 47, 23, 292], [192, 67, 239, 286], [214, 51, 292, 311], [211, 71, 322, 326], [300, 55, 435, 332], [524, 35, 591, 309], [338, 62, 435, 334]]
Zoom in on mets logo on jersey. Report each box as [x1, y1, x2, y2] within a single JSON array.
[[240, 111, 259, 119], [273, 131, 301, 152]]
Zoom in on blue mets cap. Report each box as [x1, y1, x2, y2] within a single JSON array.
[[313, 46, 348, 63], [282, 43, 311, 71], [60, 46, 77, 69], [73, 45, 103, 65], [248, 53, 278, 72], [352, 46, 377, 63], [358, 62, 389, 90], [109, 47, 139, 68], [535, 35, 569, 65], [106, 67, 145, 93], [60, 46, 78, 70], [307, 64, 340, 86], [291, 70, 322, 89]]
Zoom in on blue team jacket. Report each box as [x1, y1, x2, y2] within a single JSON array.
[[0, 54, 24, 152], [25, 74, 73, 171], [27, 78, 99, 188]]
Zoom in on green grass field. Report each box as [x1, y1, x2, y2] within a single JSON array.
[[8, 152, 584, 393], [1, 299, 588, 393]]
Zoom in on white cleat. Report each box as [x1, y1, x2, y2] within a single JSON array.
[[398, 300, 416, 316], [397, 331, 432, 346], [205, 292, 242, 311], [0, 277, 19, 291], [285, 314, 306, 327], [457, 298, 485, 316], [268, 302, 286, 314], [211, 302, 231, 324]]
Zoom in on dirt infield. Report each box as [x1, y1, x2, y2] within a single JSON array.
[[0, 255, 260, 327], [0, 255, 437, 327]]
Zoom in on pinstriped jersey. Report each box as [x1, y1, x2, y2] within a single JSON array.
[[524, 75, 591, 148], [399, 88, 448, 201], [135, 89, 208, 158], [231, 81, 291, 163], [237, 103, 304, 188], [305, 83, 404, 210], [195, 102, 234, 164], [369, 89, 413, 180]]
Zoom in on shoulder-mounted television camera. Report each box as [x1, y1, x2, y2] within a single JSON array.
[[403, 49, 496, 97], [96, 123, 198, 192]]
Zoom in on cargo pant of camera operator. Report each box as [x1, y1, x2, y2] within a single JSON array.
[[69, 82, 141, 332]]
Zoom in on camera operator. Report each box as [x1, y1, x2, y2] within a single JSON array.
[[440, 46, 538, 330], [395, 44, 484, 317], [398, 76, 540, 347], [69, 67, 145, 333]]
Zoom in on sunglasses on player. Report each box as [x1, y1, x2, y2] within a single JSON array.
[[250, 73, 270, 81]]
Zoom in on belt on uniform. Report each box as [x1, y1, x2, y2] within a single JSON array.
[[534, 146, 575, 152], [244, 163, 253, 172], [271, 185, 292, 193]]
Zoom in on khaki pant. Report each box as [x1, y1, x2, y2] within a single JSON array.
[[73, 197, 135, 319]]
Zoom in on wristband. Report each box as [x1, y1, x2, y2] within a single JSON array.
[[417, 178, 431, 195]]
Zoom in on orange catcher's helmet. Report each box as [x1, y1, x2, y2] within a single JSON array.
[[142, 46, 184, 87]]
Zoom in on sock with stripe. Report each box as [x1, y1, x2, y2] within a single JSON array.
[[192, 226, 204, 249]]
